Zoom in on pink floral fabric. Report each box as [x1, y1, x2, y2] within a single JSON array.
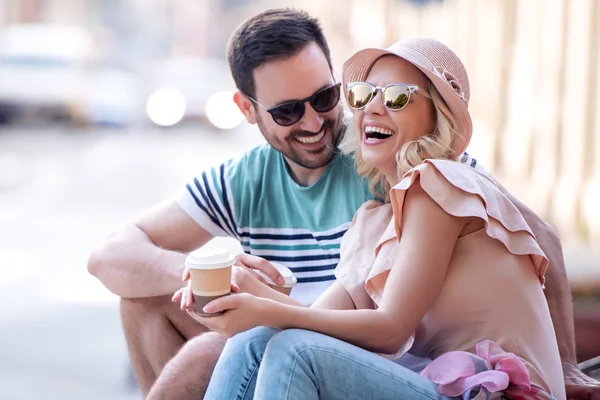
[[421, 340, 554, 400]]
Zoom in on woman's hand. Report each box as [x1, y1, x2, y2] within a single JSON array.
[[186, 293, 275, 338], [171, 278, 240, 311]]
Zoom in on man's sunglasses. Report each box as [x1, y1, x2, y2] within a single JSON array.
[[346, 82, 420, 111], [247, 83, 341, 127]]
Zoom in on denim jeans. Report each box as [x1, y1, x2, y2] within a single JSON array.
[[205, 327, 456, 400]]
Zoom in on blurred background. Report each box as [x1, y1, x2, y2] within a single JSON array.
[[0, 0, 598, 398]]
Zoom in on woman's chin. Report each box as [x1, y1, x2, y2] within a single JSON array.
[[361, 150, 388, 170]]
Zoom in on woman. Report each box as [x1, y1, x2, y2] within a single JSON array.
[[176, 37, 565, 399]]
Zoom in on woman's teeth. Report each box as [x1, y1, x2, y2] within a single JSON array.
[[296, 130, 325, 144], [364, 126, 394, 141]]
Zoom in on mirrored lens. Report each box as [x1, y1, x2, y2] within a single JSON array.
[[310, 84, 341, 113], [347, 84, 374, 109], [383, 85, 410, 110], [270, 101, 304, 126]]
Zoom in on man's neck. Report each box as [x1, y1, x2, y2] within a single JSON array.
[[284, 157, 329, 187]]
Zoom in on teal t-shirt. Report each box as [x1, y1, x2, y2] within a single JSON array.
[[177, 144, 373, 305]]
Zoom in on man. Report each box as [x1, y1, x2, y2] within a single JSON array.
[[88, 8, 599, 400]]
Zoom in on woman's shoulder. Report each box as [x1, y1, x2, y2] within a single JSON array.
[[385, 158, 548, 285], [395, 158, 496, 193], [363, 159, 549, 306], [391, 159, 515, 220], [391, 159, 534, 239]]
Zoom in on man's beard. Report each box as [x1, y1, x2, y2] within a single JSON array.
[[257, 109, 345, 170]]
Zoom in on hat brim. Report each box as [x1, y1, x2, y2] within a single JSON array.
[[342, 48, 472, 159]]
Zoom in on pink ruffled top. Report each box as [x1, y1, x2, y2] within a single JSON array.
[[334, 159, 565, 399]]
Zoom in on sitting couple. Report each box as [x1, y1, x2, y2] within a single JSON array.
[[89, 8, 598, 400]]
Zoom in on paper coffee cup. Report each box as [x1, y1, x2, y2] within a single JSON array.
[[185, 248, 235, 316], [254, 263, 297, 296]]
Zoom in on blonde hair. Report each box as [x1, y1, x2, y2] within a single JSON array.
[[339, 83, 458, 201]]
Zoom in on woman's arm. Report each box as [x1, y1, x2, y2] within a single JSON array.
[[234, 266, 305, 306], [311, 280, 357, 310], [235, 266, 360, 309], [200, 183, 465, 353], [269, 184, 463, 352]]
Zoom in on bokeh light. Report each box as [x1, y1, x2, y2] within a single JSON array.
[[205, 91, 244, 130], [146, 88, 186, 127]]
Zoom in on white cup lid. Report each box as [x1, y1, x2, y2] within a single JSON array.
[[255, 262, 297, 288], [185, 248, 235, 270]]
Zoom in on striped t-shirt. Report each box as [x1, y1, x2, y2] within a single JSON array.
[[177, 144, 373, 305]]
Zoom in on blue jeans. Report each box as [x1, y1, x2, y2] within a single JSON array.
[[205, 327, 455, 400]]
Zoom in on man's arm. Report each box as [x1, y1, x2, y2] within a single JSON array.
[[493, 181, 577, 366], [88, 200, 214, 298], [492, 181, 600, 397]]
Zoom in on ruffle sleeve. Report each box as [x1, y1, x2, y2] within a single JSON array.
[[334, 200, 391, 310], [365, 159, 549, 305]]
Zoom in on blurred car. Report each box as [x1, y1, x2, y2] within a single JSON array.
[[79, 66, 144, 128], [144, 56, 244, 129], [0, 23, 143, 127]]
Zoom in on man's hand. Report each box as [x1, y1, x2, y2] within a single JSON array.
[[235, 254, 285, 286], [231, 265, 269, 294], [171, 266, 194, 311], [564, 362, 600, 400]]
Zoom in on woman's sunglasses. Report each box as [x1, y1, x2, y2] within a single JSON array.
[[346, 82, 420, 111], [247, 83, 341, 127]]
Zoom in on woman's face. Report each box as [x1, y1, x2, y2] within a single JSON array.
[[353, 55, 436, 183]]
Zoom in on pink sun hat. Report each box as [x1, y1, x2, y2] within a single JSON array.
[[342, 37, 472, 159]]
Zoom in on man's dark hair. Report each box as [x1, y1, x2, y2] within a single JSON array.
[[227, 8, 332, 99]]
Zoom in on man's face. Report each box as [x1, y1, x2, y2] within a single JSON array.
[[250, 42, 344, 169]]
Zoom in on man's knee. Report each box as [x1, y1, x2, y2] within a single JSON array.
[[120, 295, 191, 330], [121, 295, 210, 346], [120, 296, 171, 322], [176, 332, 227, 367]]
